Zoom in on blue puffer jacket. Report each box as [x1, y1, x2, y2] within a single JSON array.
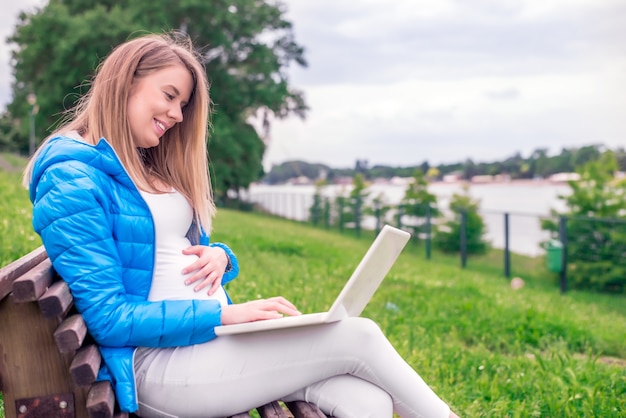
[[29, 135, 240, 412]]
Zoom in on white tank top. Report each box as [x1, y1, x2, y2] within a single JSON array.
[[140, 189, 228, 306]]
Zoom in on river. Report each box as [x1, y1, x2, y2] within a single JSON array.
[[242, 181, 572, 257]]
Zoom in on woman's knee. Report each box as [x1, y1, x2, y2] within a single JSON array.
[[340, 317, 385, 343]]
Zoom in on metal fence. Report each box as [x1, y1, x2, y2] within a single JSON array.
[[240, 190, 625, 294]]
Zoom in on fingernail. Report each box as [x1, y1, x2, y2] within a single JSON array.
[[184, 280, 190, 285]]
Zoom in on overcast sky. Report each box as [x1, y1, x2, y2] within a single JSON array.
[[2, 0, 625, 169]]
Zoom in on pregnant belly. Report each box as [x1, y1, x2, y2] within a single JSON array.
[[147, 247, 228, 305]]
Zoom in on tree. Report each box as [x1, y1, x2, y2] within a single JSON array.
[[0, 111, 22, 152], [7, 0, 307, 199], [541, 151, 626, 293], [339, 173, 369, 233], [436, 186, 488, 254], [309, 179, 328, 226], [400, 169, 438, 239]]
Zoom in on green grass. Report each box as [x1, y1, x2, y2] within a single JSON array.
[[1, 160, 625, 417], [0, 157, 42, 266]]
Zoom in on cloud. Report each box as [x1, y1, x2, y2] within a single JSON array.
[[261, 0, 626, 168]]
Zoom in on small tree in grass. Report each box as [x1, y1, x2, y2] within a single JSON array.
[[336, 174, 369, 232], [309, 179, 327, 226], [436, 186, 488, 254], [401, 169, 438, 240], [541, 151, 626, 293]]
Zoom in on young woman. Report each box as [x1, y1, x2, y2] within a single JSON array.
[[24, 33, 460, 418]]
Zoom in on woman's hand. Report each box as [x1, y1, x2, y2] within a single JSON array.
[[221, 297, 302, 325], [182, 245, 229, 295]]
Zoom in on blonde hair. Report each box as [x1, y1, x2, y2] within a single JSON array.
[[24, 33, 215, 235]]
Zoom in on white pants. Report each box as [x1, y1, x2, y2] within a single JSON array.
[[134, 317, 451, 418]]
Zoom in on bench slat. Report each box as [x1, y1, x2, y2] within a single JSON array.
[[86, 380, 115, 418], [70, 344, 101, 386], [39, 278, 73, 318], [258, 401, 290, 418], [0, 246, 47, 300], [12, 258, 55, 303], [286, 401, 329, 418], [55, 313, 88, 353]]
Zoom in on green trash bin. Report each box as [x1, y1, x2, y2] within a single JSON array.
[[545, 239, 563, 273]]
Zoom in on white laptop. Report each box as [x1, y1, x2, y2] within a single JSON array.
[[214, 225, 411, 336]]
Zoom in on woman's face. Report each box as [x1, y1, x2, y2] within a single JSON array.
[[127, 64, 193, 148]]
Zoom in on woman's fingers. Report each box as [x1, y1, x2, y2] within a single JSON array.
[[267, 296, 299, 312], [220, 298, 302, 325], [182, 245, 229, 289]]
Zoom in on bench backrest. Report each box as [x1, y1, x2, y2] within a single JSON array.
[[0, 246, 125, 418]]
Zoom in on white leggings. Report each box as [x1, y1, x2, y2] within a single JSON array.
[[133, 317, 451, 418]]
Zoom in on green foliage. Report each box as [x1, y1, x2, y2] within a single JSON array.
[[6, 0, 307, 198], [265, 160, 331, 184], [0, 112, 23, 153], [346, 173, 369, 221], [363, 192, 393, 232], [401, 169, 439, 239], [542, 152, 626, 293], [436, 186, 489, 254], [262, 144, 618, 184], [308, 179, 328, 226]]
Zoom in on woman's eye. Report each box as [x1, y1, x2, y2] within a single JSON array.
[[164, 92, 174, 100]]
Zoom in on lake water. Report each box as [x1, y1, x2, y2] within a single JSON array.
[[242, 181, 572, 257]]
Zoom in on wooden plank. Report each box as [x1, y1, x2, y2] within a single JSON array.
[[39, 279, 73, 319], [257, 401, 290, 418], [54, 313, 88, 353], [86, 380, 115, 418], [285, 401, 329, 418], [0, 295, 88, 417], [70, 344, 101, 386], [0, 246, 47, 300], [12, 258, 55, 303]]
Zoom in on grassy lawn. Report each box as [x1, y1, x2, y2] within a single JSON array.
[[1, 161, 625, 417]]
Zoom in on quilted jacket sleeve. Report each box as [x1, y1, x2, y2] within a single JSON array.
[[32, 161, 222, 348]]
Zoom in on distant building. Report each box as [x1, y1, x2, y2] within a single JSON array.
[[548, 172, 581, 183], [443, 172, 462, 183], [471, 175, 494, 183], [390, 176, 412, 186], [287, 176, 312, 185]]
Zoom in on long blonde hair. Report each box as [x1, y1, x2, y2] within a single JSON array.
[[24, 33, 215, 235]]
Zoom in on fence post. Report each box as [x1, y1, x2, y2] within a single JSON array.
[[460, 210, 467, 268], [559, 215, 568, 293], [354, 196, 361, 237], [425, 205, 432, 260], [324, 198, 330, 229], [374, 201, 381, 234], [338, 197, 344, 233], [504, 212, 510, 278]]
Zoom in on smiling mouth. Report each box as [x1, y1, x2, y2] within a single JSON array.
[[155, 120, 166, 133]]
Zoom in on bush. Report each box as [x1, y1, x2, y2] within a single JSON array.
[[436, 186, 488, 254]]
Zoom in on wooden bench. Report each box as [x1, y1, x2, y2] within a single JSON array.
[[0, 247, 331, 418]]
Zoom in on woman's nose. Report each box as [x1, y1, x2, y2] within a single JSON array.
[[169, 105, 184, 123]]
